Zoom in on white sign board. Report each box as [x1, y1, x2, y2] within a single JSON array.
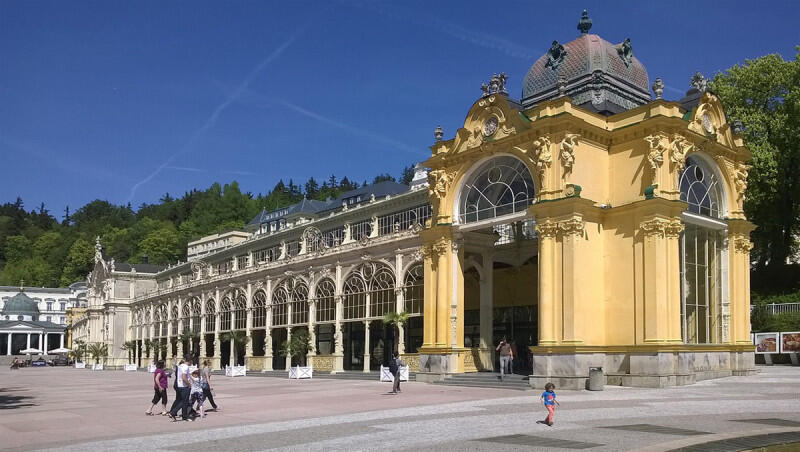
[[289, 366, 313, 379]]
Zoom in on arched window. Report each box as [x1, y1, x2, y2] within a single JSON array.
[[369, 267, 395, 318], [272, 287, 288, 326], [205, 299, 216, 332], [679, 154, 728, 344], [458, 156, 536, 224], [170, 304, 179, 334], [343, 275, 367, 320], [403, 265, 424, 315], [291, 283, 309, 325], [220, 298, 232, 331], [679, 155, 724, 219], [252, 291, 267, 328], [314, 279, 336, 323], [191, 299, 201, 333], [233, 291, 247, 330]]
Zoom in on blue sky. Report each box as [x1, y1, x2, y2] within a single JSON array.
[[1, 1, 798, 216]]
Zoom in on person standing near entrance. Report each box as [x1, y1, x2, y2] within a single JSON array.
[[389, 353, 404, 394], [496, 337, 512, 380]]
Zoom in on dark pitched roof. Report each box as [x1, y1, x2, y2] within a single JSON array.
[[248, 181, 411, 225]]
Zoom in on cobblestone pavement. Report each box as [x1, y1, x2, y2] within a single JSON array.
[[1, 366, 798, 451]]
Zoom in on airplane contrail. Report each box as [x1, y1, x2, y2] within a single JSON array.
[[126, 25, 309, 203], [279, 100, 427, 156]]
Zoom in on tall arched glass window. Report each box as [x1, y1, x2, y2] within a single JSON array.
[[204, 299, 216, 332], [679, 154, 728, 344], [314, 279, 336, 323], [252, 291, 267, 328], [458, 156, 536, 224], [272, 287, 288, 326], [679, 155, 724, 219]]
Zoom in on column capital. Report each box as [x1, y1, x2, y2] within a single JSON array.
[[535, 219, 559, 238]]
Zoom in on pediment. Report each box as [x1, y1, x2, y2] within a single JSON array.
[[687, 92, 744, 152], [445, 95, 530, 155]]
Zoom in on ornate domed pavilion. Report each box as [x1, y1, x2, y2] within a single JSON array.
[[521, 10, 651, 115]]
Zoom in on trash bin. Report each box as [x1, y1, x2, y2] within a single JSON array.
[[588, 367, 604, 391]]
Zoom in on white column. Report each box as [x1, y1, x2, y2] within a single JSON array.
[[307, 299, 316, 364], [363, 320, 371, 373], [395, 253, 405, 355], [60, 333, 64, 349], [264, 279, 273, 371], [7, 333, 12, 355], [480, 250, 494, 370], [285, 327, 292, 370], [43, 333, 48, 353], [26, 333, 31, 350]]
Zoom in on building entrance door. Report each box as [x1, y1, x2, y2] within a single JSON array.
[[493, 305, 537, 374], [342, 322, 364, 371]]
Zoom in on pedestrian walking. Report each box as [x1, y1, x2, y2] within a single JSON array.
[[496, 337, 512, 380], [146, 361, 168, 416], [168, 358, 183, 414], [389, 353, 404, 394], [201, 360, 219, 411], [538, 382, 559, 426], [188, 369, 206, 419], [168, 358, 191, 421]]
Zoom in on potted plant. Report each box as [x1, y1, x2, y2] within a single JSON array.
[[382, 311, 410, 382], [220, 330, 249, 376], [87, 342, 108, 370], [281, 329, 313, 379], [121, 340, 137, 371], [71, 340, 86, 368]]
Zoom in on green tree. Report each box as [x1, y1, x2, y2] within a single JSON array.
[[383, 311, 410, 355], [87, 342, 108, 364], [61, 239, 94, 286], [280, 329, 311, 367], [711, 51, 800, 274], [5, 235, 32, 262], [136, 226, 181, 264]]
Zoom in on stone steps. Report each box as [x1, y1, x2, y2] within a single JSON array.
[[432, 372, 532, 391], [211, 370, 416, 381]]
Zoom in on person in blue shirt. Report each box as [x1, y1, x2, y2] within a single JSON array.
[[539, 382, 559, 426]]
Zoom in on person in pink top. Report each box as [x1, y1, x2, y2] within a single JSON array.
[[145, 361, 169, 416]]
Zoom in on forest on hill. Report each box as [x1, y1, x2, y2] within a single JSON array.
[[0, 167, 414, 288]]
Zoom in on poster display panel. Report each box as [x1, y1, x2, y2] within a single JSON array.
[[780, 332, 800, 353], [754, 332, 778, 354]]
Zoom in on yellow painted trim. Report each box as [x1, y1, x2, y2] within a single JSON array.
[[530, 344, 755, 354]]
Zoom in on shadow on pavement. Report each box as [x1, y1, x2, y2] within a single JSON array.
[[0, 387, 37, 410]]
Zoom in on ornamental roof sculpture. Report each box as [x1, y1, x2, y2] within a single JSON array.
[[522, 10, 650, 115], [480, 73, 508, 97]]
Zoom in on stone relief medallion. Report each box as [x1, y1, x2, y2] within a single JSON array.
[[483, 115, 498, 137]]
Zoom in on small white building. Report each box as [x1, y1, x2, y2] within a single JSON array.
[[0, 282, 86, 326], [0, 290, 67, 356]]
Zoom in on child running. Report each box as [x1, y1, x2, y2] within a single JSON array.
[[539, 382, 559, 426], [189, 369, 206, 419]]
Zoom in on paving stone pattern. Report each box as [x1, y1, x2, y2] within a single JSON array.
[[0, 366, 799, 451]]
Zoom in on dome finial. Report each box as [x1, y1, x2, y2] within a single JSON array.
[[577, 10, 592, 34], [19, 279, 24, 292]]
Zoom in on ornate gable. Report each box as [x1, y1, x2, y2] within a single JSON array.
[[434, 93, 530, 158]]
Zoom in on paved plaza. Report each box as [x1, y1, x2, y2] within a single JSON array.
[[1, 366, 798, 451]]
